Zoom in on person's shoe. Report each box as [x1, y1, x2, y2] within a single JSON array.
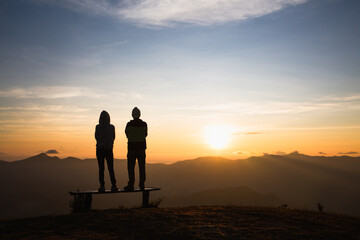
[[98, 185, 105, 193], [139, 184, 145, 191], [123, 185, 134, 191], [111, 185, 118, 192]]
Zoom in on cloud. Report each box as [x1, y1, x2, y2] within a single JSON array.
[[91, 40, 128, 49], [246, 132, 263, 135], [69, 59, 101, 67], [233, 131, 263, 135], [323, 94, 360, 102], [318, 152, 327, 155], [0, 86, 143, 101], [46, 149, 59, 154], [33, 0, 115, 15], [177, 92, 360, 116], [0, 105, 88, 113], [0, 86, 101, 99], [36, 0, 308, 27], [179, 101, 327, 115], [338, 151, 359, 155], [117, 0, 308, 27]]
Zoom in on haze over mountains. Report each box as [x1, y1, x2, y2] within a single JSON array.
[[1, 152, 360, 220]]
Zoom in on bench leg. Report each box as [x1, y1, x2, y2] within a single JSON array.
[[84, 193, 92, 211], [70, 194, 92, 213], [142, 191, 149, 208]]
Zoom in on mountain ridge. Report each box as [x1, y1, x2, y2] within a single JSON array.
[[1, 152, 360, 220], [2, 151, 360, 165]]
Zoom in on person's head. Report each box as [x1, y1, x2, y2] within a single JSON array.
[[132, 107, 141, 119], [99, 110, 110, 124]]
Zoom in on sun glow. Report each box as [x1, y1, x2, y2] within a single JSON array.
[[203, 125, 234, 149]]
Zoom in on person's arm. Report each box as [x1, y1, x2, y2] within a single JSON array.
[[125, 122, 129, 138], [95, 125, 99, 141], [145, 122, 148, 137], [113, 125, 116, 140]]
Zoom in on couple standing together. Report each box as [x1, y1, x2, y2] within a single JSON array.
[[95, 107, 147, 193]]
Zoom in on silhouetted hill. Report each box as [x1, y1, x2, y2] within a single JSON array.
[[1, 152, 360, 220], [171, 156, 231, 166], [0, 159, 8, 165], [162, 186, 282, 207], [1, 206, 359, 240], [15, 153, 60, 163]]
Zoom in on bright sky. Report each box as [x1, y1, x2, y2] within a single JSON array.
[[0, 0, 359, 162]]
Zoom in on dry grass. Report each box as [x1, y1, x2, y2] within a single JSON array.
[[1, 206, 359, 240]]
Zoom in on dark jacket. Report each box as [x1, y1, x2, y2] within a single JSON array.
[[95, 124, 115, 149], [125, 119, 147, 151]]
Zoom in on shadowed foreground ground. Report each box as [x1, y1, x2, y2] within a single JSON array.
[[1, 206, 359, 240]]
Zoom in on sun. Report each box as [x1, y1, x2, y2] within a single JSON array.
[[203, 125, 233, 149]]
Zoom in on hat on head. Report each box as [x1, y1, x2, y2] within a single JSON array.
[[132, 107, 141, 119]]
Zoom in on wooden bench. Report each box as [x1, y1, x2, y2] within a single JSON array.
[[69, 187, 161, 212]]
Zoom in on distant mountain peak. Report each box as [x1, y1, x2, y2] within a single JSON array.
[[36, 153, 48, 157], [287, 151, 300, 156], [286, 151, 308, 158], [19, 153, 60, 162], [62, 156, 82, 162]]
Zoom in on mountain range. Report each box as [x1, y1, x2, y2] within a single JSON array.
[[0, 152, 359, 220]]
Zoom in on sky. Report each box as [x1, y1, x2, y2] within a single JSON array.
[[0, 0, 359, 162]]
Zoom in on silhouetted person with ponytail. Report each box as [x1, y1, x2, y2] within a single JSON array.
[[95, 110, 118, 192], [124, 107, 148, 191]]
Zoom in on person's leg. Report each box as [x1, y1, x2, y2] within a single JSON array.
[[127, 150, 136, 187], [96, 149, 105, 188], [105, 149, 117, 186], [138, 150, 146, 189]]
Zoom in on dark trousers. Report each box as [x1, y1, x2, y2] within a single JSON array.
[[96, 148, 116, 186], [127, 150, 146, 187]]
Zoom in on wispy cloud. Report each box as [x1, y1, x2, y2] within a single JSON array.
[[0, 87, 101, 99], [118, 0, 308, 27], [35, 0, 308, 27], [323, 94, 360, 102], [46, 149, 59, 154], [338, 151, 359, 155], [177, 102, 334, 115], [177, 93, 360, 115], [91, 40, 128, 49], [0, 105, 89, 113], [69, 58, 101, 67], [233, 132, 263, 135], [33, 0, 115, 15], [245, 132, 263, 135]]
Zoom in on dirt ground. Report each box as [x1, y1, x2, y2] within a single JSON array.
[[1, 206, 360, 240]]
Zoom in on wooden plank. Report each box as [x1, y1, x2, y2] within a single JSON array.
[[69, 187, 161, 195]]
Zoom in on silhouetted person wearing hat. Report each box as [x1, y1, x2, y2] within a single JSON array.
[[95, 110, 118, 193], [124, 107, 148, 191]]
